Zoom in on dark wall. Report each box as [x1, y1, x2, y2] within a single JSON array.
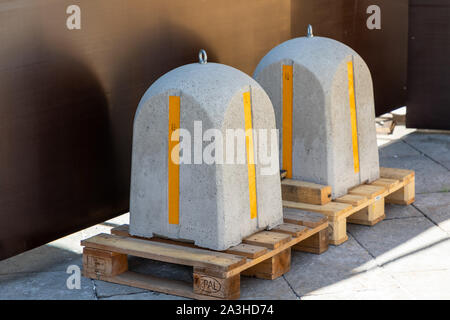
[[407, 0, 450, 130], [0, 0, 292, 260], [0, 0, 409, 260], [291, 0, 409, 116]]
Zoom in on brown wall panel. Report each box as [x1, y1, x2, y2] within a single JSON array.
[[407, 0, 450, 129], [291, 0, 409, 116]]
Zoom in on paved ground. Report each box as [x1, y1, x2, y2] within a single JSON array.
[[0, 127, 449, 300]]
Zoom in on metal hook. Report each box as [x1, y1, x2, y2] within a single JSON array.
[[198, 49, 207, 64], [307, 25, 314, 38]]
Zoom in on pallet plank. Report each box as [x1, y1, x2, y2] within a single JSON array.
[[225, 244, 268, 259], [94, 271, 217, 300], [283, 200, 353, 218], [272, 223, 309, 237], [243, 231, 291, 249], [335, 194, 368, 206], [349, 184, 386, 199], [283, 208, 328, 228], [81, 233, 246, 272], [380, 167, 415, 183], [371, 178, 402, 192]]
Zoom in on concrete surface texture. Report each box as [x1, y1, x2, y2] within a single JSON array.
[[0, 130, 449, 300], [130, 61, 283, 251], [254, 34, 380, 198]]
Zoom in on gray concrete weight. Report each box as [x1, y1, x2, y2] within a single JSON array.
[[254, 27, 380, 198], [130, 52, 283, 250]]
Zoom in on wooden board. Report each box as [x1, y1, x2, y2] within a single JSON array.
[[335, 194, 368, 206], [349, 184, 387, 199], [283, 200, 353, 219], [243, 231, 291, 249], [283, 209, 328, 228], [272, 223, 309, 237], [380, 167, 415, 183], [371, 178, 403, 193], [225, 244, 268, 259]]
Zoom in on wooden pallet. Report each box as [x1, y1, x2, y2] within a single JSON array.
[[281, 167, 415, 245], [81, 211, 328, 300]]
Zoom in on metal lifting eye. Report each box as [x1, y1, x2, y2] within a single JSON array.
[[307, 24, 314, 38], [198, 49, 207, 64]]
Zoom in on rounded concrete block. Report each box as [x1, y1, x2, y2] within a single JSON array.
[[130, 60, 283, 251], [254, 32, 380, 198]]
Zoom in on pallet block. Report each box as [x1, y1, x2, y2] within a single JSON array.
[[282, 180, 332, 205], [282, 167, 415, 245], [81, 210, 328, 300]]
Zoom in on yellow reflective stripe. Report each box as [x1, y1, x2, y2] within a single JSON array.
[[243, 91, 257, 220], [168, 96, 180, 224], [347, 61, 360, 173], [282, 65, 293, 179]]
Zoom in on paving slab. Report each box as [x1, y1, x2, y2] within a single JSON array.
[[240, 276, 298, 300], [348, 217, 450, 273], [0, 271, 95, 300], [389, 269, 450, 300], [94, 280, 148, 298], [383, 203, 424, 220], [283, 234, 377, 296], [0, 245, 82, 275], [403, 133, 450, 170], [379, 141, 450, 194], [413, 192, 450, 234], [301, 286, 412, 300], [298, 266, 410, 299], [100, 291, 188, 300]]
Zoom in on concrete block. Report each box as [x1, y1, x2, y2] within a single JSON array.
[[130, 55, 283, 251], [254, 27, 380, 198]]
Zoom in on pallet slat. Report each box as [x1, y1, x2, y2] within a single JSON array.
[[94, 271, 216, 300], [283, 200, 353, 218], [335, 194, 368, 206], [243, 231, 291, 249], [371, 178, 402, 192], [283, 208, 328, 228], [225, 244, 268, 259], [380, 167, 414, 183], [349, 184, 386, 199]]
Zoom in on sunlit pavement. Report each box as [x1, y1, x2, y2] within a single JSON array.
[[1, 125, 449, 300]]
